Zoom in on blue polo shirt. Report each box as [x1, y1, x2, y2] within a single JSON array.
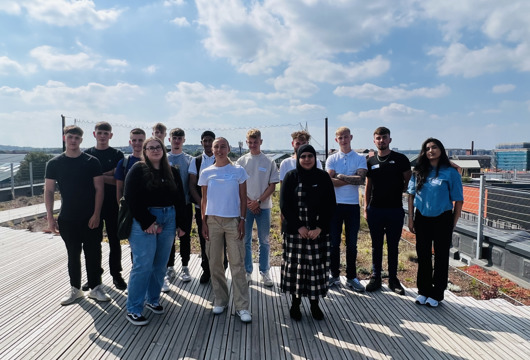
[[407, 165, 463, 217]]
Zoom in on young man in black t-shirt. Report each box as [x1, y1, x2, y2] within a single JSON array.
[[364, 127, 411, 295], [84, 122, 126, 290], [45, 125, 111, 305]]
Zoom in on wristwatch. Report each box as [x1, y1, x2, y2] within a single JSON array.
[[257, 199, 262, 205], [240, 216, 246, 221]]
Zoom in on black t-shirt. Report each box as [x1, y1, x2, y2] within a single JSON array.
[[366, 151, 410, 208], [45, 153, 102, 221], [84, 147, 124, 205]]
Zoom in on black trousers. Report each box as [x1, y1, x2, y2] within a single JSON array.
[[414, 210, 454, 301], [58, 217, 103, 289], [167, 204, 193, 267], [101, 198, 122, 278]]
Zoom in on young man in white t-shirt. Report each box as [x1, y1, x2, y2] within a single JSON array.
[[279, 130, 322, 182], [235, 129, 279, 286], [326, 127, 367, 292]]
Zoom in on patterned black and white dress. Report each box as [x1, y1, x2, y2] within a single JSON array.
[[280, 182, 330, 300]]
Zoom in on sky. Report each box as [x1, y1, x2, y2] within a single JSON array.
[[0, 0, 529, 152]]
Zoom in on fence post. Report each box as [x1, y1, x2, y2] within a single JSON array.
[[475, 174, 485, 259], [29, 161, 34, 197], [10, 163, 15, 200]]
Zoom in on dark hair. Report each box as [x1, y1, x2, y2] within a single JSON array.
[[130, 128, 145, 136], [94, 121, 112, 131], [414, 138, 451, 191], [170, 128, 185, 137], [63, 125, 83, 136], [141, 137, 176, 191], [201, 130, 216, 140], [373, 127, 390, 136]]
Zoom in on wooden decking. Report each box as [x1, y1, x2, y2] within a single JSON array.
[[0, 226, 529, 360]]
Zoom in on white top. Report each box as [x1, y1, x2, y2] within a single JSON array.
[[235, 152, 279, 209], [325, 150, 367, 204], [279, 156, 322, 181], [188, 152, 216, 176], [198, 163, 249, 218]]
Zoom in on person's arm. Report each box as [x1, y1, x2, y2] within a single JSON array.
[[44, 179, 58, 233], [88, 175, 104, 229], [102, 170, 116, 185], [403, 170, 412, 192], [201, 186, 209, 240], [335, 168, 367, 185], [189, 173, 201, 205], [364, 176, 372, 219], [248, 182, 277, 213], [453, 200, 463, 229], [407, 194, 415, 234], [116, 179, 124, 204], [238, 181, 247, 240]]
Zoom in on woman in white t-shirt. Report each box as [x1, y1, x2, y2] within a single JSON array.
[[198, 137, 252, 323]]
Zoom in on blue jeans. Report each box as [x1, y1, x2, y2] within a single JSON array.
[[366, 206, 404, 278], [329, 204, 360, 280], [244, 208, 271, 274], [127, 206, 176, 315]]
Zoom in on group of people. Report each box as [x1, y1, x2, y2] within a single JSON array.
[[44, 122, 463, 327]]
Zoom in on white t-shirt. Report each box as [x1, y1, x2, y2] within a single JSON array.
[[198, 163, 249, 218], [235, 152, 279, 209], [325, 150, 367, 204], [279, 156, 322, 181], [188, 152, 215, 176]]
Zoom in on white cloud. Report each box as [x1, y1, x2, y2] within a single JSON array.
[[334, 83, 450, 101], [164, 0, 186, 6], [30, 45, 99, 71], [429, 43, 530, 77], [0, 80, 143, 110], [0, 56, 37, 75], [171, 17, 190, 27], [338, 103, 426, 122], [492, 84, 516, 94], [106, 59, 128, 67], [0, 2, 21, 14], [144, 65, 158, 74], [2, 0, 123, 29]]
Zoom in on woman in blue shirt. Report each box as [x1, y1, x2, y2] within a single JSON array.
[[407, 138, 463, 308]]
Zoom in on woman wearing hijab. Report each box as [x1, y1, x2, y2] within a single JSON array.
[[124, 137, 186, 326], [407, 138, 463, 308], [280, 144, 336, 320]]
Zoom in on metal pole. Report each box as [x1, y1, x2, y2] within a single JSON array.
[[325, 117, 328, 160], [29, 162, 34, 197], [475, 174, 485, 259], [61, 114, 66, 152], [10, 163, 15, 200]]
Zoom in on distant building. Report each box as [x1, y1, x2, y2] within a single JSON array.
[[494, 143, 530, 171]]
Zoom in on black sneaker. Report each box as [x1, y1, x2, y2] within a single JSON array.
[[199, 272, 210, 284], [366, 276, 382, 292], [81, 282, 90, 291], [113, 276, 127, 291], [388, 277, 405, 295], [126, 313, 149, 326], [145, 303, 164, 314]]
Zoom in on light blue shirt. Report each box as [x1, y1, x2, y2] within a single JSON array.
[[325, 150, 367, 204], [407, 166, 464, 217], [167, 152, 192, 204]]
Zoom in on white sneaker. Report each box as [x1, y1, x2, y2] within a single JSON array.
[[425, 297, 439, 308], [179, 266, 191, 282], [161, 277, 170, 293], [88, 285, 111, 302], [60, 286, 84, 306], [236, 309, 252, 323], [246, 273, 252, 283], [166, 266, 177, 282], [260, 271, 273, 287], [415, 295, 427, 305], [212, 305, 226, 315]]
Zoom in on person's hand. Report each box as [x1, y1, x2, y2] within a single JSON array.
[[88, 214, 100, 229], [298, 226, 309, 239], [177, 228, 185, 237], [45, 216, 60, 234], [248, 200, 261, 214], [145, 222, 162, 234], [237, 219, 245, 240], [202, 220, 209, 241], [307, 227, 321, 240], [363, 208, 368, 220]]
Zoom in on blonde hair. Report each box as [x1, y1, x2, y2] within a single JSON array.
[[246, 129, 261, 139], [291, 130, 311, 142], [335, 126, 351, 137]]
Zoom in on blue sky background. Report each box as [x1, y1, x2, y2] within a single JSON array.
[[0, 0, 529, 151]]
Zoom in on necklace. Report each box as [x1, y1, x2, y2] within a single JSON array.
[[376, 153, 389, 163]]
